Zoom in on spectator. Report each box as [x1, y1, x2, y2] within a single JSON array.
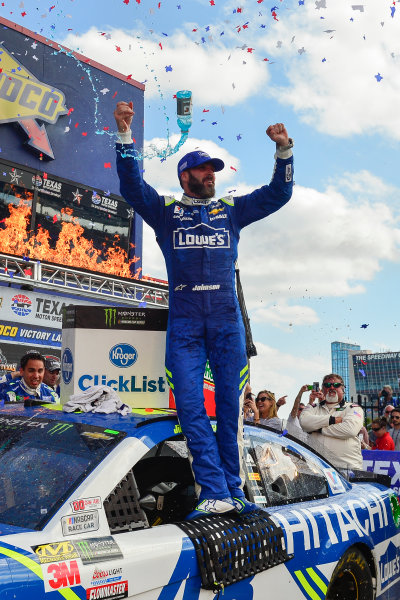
[[369, 404, 394, 446], [43, 356, 61, 396], [380, 385, 395, 408], [287, 385, 308, 428], [370, 417, 395, 450], [251, 390, 282, 431], [389, 408, 400, 451], [0, 352, 59, 405], [299, 373, 364, 471]]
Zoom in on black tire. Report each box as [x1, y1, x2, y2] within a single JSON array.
[[326, 547, 374, 600]]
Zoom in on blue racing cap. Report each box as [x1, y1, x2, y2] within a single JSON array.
[[177, 150, 225, 177]]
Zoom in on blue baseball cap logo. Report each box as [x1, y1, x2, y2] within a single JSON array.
[[177, 150, 225, 176]]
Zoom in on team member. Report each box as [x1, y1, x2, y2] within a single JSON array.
[[114, 101, 294, 518], [43, 356, 61, 396], [300, 374, 364, 471], [0, 352, 59, 405]]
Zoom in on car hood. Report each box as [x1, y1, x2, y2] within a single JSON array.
[[0, 522, 35, 536]]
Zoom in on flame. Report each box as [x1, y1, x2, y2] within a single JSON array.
[[0, 199, 141, 278]]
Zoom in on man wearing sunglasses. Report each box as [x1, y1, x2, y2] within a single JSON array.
[[299, 374, 364, 471], [389, 408, 400, 451]]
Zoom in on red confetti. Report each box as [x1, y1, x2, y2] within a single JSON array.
[[123, 0, 129, 3], [159, 42, 163, 50], [230, 166, 237, 171], [263, 58, 269, 61], [74, 123, 79, 128], [158, 2, 161, 7], [21, 11, 26, 16], [192, 28, 198, 32], [112, 91, 118, 99], [67, 107, 74, 116], [115, 46, 122, 52], [247, 48, 254, 53], [237, 7, 242, 12], [210, 0, 215, 4], [52, 215, 58, 223], [126, 74, 133, 79], [103, 127, 109, 131], [203, 109, 210, 112], [82, 132, 87, 136], [104, 163, 111, 169], [43, 172, 48, 179], [24, 268, 32, 276]]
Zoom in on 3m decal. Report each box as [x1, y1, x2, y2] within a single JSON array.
[[33, 541, 79, 564], [70, 497, 102, 513], [0, 45, 68, 159], [61, 511, 99, 536], [0, 545, 81, 599], [44, 560, 81, 593], [86, 581, 128, 600]]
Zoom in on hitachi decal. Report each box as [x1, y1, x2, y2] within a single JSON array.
[[173, 224, 230, 249]]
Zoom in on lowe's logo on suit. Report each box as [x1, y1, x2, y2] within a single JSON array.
[[109, 344, 138, 368]]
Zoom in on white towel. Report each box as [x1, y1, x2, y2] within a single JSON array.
[[63, 385, 131, 416]]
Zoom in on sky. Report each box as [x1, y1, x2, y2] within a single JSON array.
[[3, 0, 400, 416]]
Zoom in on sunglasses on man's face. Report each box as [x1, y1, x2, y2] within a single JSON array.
[[323, 382, 342, 389]]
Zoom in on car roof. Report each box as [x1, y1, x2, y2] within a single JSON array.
[[0, 403, 179, 437]]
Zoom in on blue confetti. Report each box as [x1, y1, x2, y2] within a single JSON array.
[[359, 369, 366, 377], [165, 65, 173, 72], [360, 323, 369, 329], [375, 73, 383, 82]]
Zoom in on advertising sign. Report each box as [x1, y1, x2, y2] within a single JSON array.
[[363, 450, 400, 494], [0, 16, 144, 195], [61, 306, 169, 408]]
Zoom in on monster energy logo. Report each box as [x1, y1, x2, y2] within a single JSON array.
[[104, 308, 117, 327], [75, 540, 93, 562], [48, 423, 74, 435]]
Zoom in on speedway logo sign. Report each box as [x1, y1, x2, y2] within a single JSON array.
[[0, 44, 68, 159]]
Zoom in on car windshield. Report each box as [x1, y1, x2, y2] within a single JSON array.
[[0, 414, 125, 530]]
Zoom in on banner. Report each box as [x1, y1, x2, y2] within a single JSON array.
[[362, 450, 400, 494]]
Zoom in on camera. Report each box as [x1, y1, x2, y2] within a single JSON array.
[[313, 382, 319, 392]]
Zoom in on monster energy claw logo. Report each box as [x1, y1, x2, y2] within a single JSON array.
[[48, 423, 74, 435], [104, 308, 117, 327], [75, 540, 92, 561]]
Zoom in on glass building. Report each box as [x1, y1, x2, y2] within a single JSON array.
[[331, 341, 361, 400], [352, 351, 400, 398]]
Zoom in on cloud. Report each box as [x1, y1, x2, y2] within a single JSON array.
[[238, 172, 400, 316], [61, 27, 270, 106], [251, 304, 320, 329], [247, 341, 329, 418], [254, 1, 400, 140], [143, 134, 239, 195]]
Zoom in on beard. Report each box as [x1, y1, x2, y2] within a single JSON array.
[[187, 171, 215, 199], [325, 391, 339, 404]]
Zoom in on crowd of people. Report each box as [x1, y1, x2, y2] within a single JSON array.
[[244, 376, 400, 471]]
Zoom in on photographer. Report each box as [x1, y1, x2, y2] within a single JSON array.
[[299, 373, 364, 471]]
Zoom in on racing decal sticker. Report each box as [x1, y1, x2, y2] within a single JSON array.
[[89, 566, 123, 587], [43, 559, 82, 593], [86, 581, 128, 600], [74, 537, 123, 564], [378, 540, 400, 592], [61, 511, 100, 536], [389, 493, 400, 527], [285, 164, 292, 182], [70, 497, 102, 513], [32, 540, 80, 564], [323, 468, 346, 495], [293, 566, 328, 600]]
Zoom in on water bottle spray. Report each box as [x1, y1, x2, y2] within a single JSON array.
[[176, 90, 193, 133]]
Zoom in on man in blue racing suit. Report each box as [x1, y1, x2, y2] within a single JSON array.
[[0, 351, 59, 405], [114, 101, 294, 518]]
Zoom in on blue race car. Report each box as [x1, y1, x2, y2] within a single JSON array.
[[0, 403, 399, 600]]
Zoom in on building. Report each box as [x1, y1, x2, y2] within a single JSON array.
[[331, 341, 361, 399]]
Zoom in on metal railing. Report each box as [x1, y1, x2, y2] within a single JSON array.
[[0, 253, 169, 308]]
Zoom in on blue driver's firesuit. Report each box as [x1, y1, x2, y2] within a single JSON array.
[[116, 139, 293, 501], [0, 378, 59, 406]]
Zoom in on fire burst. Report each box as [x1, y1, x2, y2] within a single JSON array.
[[0, 199, 141, 279]]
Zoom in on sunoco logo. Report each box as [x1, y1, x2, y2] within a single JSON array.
[[62, 348, 73, 384], [109, 344, 137, 368]]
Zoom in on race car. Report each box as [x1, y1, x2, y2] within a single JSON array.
[[0, 402, 399, 600]]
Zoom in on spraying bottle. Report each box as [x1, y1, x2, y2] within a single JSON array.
[[176, 90, 193, 133]]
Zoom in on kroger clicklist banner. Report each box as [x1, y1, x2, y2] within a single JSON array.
[[61, 306, 169, 407]]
